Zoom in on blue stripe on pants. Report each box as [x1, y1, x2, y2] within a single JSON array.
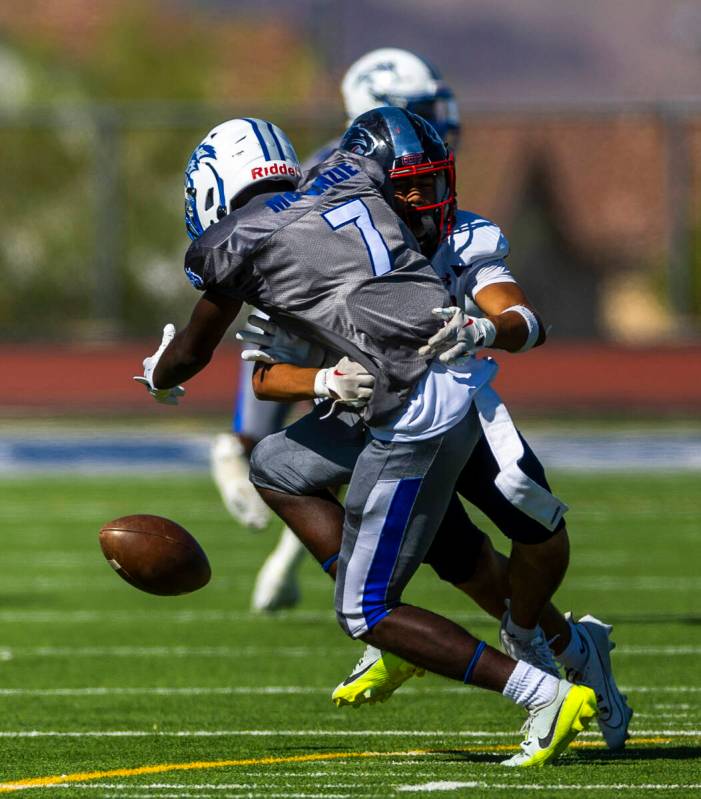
[[361, 477, 422, 631]]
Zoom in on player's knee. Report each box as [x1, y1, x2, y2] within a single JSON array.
[[514, 521, 568, 550], [545, 524, 569, 563], [248, 435, 278, 487], [335, 605, 390, 640], [334, 579, 394, 640], [335, 592, 396, 640], [248, 434, 304, 495], [334, 606, 359, 638]]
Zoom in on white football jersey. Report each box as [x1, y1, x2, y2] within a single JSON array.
[[371, 209, 512, 442], [430, 209, 514, 314]]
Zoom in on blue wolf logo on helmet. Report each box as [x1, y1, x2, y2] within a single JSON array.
[[185, 143, 220, 241]]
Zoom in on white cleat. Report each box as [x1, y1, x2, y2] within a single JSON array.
[[500, 615, 560, 678], [251, 526, 307, 612], [210, 433, 271, 530], [564, 613, 633, 750], [502, 679, 597, 767]]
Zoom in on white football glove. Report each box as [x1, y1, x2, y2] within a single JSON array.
[[133, 323, 186, 406], [236, 315, 325, 367], [314, 356, 375, 408], [418, 307, 497, 364]]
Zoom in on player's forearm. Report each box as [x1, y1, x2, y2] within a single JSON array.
[[252, 363, 319, 401], [152, 291, 242, 389], [153, 330, 213, 389], [473, 283, 546, 354], [488, 308, 546, 353]]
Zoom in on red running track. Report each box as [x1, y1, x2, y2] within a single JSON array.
[[1, 342, 699, 415]]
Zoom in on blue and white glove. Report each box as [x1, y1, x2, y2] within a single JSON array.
[[133, 323, 186, 405], [418, 307, 497, 364], [236, 315, 325, 367]]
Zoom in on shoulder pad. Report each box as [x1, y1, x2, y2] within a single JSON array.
[[183, 242, 206, 290], [182, 207, 256, 292], [446, 210, 509, 267]]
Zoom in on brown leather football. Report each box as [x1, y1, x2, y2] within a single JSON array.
[[99, 514, 211, 596]]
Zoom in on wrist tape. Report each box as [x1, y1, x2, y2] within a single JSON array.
[[503, 305, 540, 352], [313, 368, 329, 398]]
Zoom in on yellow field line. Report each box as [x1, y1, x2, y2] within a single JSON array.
[[0, 737, 675, 793]]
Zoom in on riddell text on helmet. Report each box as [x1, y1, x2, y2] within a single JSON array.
[[251, 163, 301, 180]]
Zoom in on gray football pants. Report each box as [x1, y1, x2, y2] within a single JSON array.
[[334, 407, 481, 638]]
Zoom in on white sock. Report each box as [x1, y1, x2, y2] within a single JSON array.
[[557, 620, 588, 673], [503, 660, 560, 710], [504, 612, 537, 641]]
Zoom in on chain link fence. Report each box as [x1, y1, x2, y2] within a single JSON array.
[[0, 101, 698, 342]]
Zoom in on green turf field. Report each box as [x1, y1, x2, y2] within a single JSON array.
[[0, 473, 699, 797]]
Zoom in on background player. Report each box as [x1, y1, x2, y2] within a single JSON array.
[[209, 48, 461, 612]]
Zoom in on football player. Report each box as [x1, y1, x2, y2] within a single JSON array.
[[238, 109, 632, 752], [210, 48, 461, 613], [137, 112, 599, 766]]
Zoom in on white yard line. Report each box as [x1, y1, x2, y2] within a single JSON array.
[[0, 687, 327, 697], [566, 577, 701, 591], [51, 788, 365, 795], [620, 686, 701, 693], [0, 685, 697, 696], [0, 610, 348, 624], [615, 646, 701, 655], [397, 784, 701, 793], [96, 794, 350, 799], [9, 580, 701, 594], [0, 646, 324, 659], [3, 577, 700, 594], [1, 644, 699, 660], [0, 728, 697, 738], [2, 607, 700, 625]]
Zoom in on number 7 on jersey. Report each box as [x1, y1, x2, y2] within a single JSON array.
[[322, 198, 392, 276]]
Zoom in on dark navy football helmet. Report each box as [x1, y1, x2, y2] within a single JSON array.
[[339, 107, 456, 256]]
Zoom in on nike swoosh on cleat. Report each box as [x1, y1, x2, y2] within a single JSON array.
[[341, 661, 376, 686], [537, 708, 561, 749]]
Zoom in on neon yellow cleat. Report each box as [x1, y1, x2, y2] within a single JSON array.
[[332, 645, 424, 707], [502, 681, 598, 767]]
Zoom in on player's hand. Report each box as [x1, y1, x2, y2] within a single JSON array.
[[133, 323, 186, 405], [314, 357, 375, 408], [133, 376, 186, 405], [236, 315, 324, 367], [418, 307, 497, 363]]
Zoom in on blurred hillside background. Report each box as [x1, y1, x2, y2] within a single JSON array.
[[1, 0, 700, 416]]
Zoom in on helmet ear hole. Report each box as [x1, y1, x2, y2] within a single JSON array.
[[204, 187, 214, 211]]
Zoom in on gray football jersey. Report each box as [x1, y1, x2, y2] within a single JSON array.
[[184, 151, 449, 425]]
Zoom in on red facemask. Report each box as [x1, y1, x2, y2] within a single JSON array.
[[389, 151, 456, 253]]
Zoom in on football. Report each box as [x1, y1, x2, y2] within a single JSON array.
[[99, 514, 211, 596]]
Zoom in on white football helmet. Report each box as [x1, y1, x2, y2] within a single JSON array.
[[184, 118, 302, 240], [341, 48, 460, 148]]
